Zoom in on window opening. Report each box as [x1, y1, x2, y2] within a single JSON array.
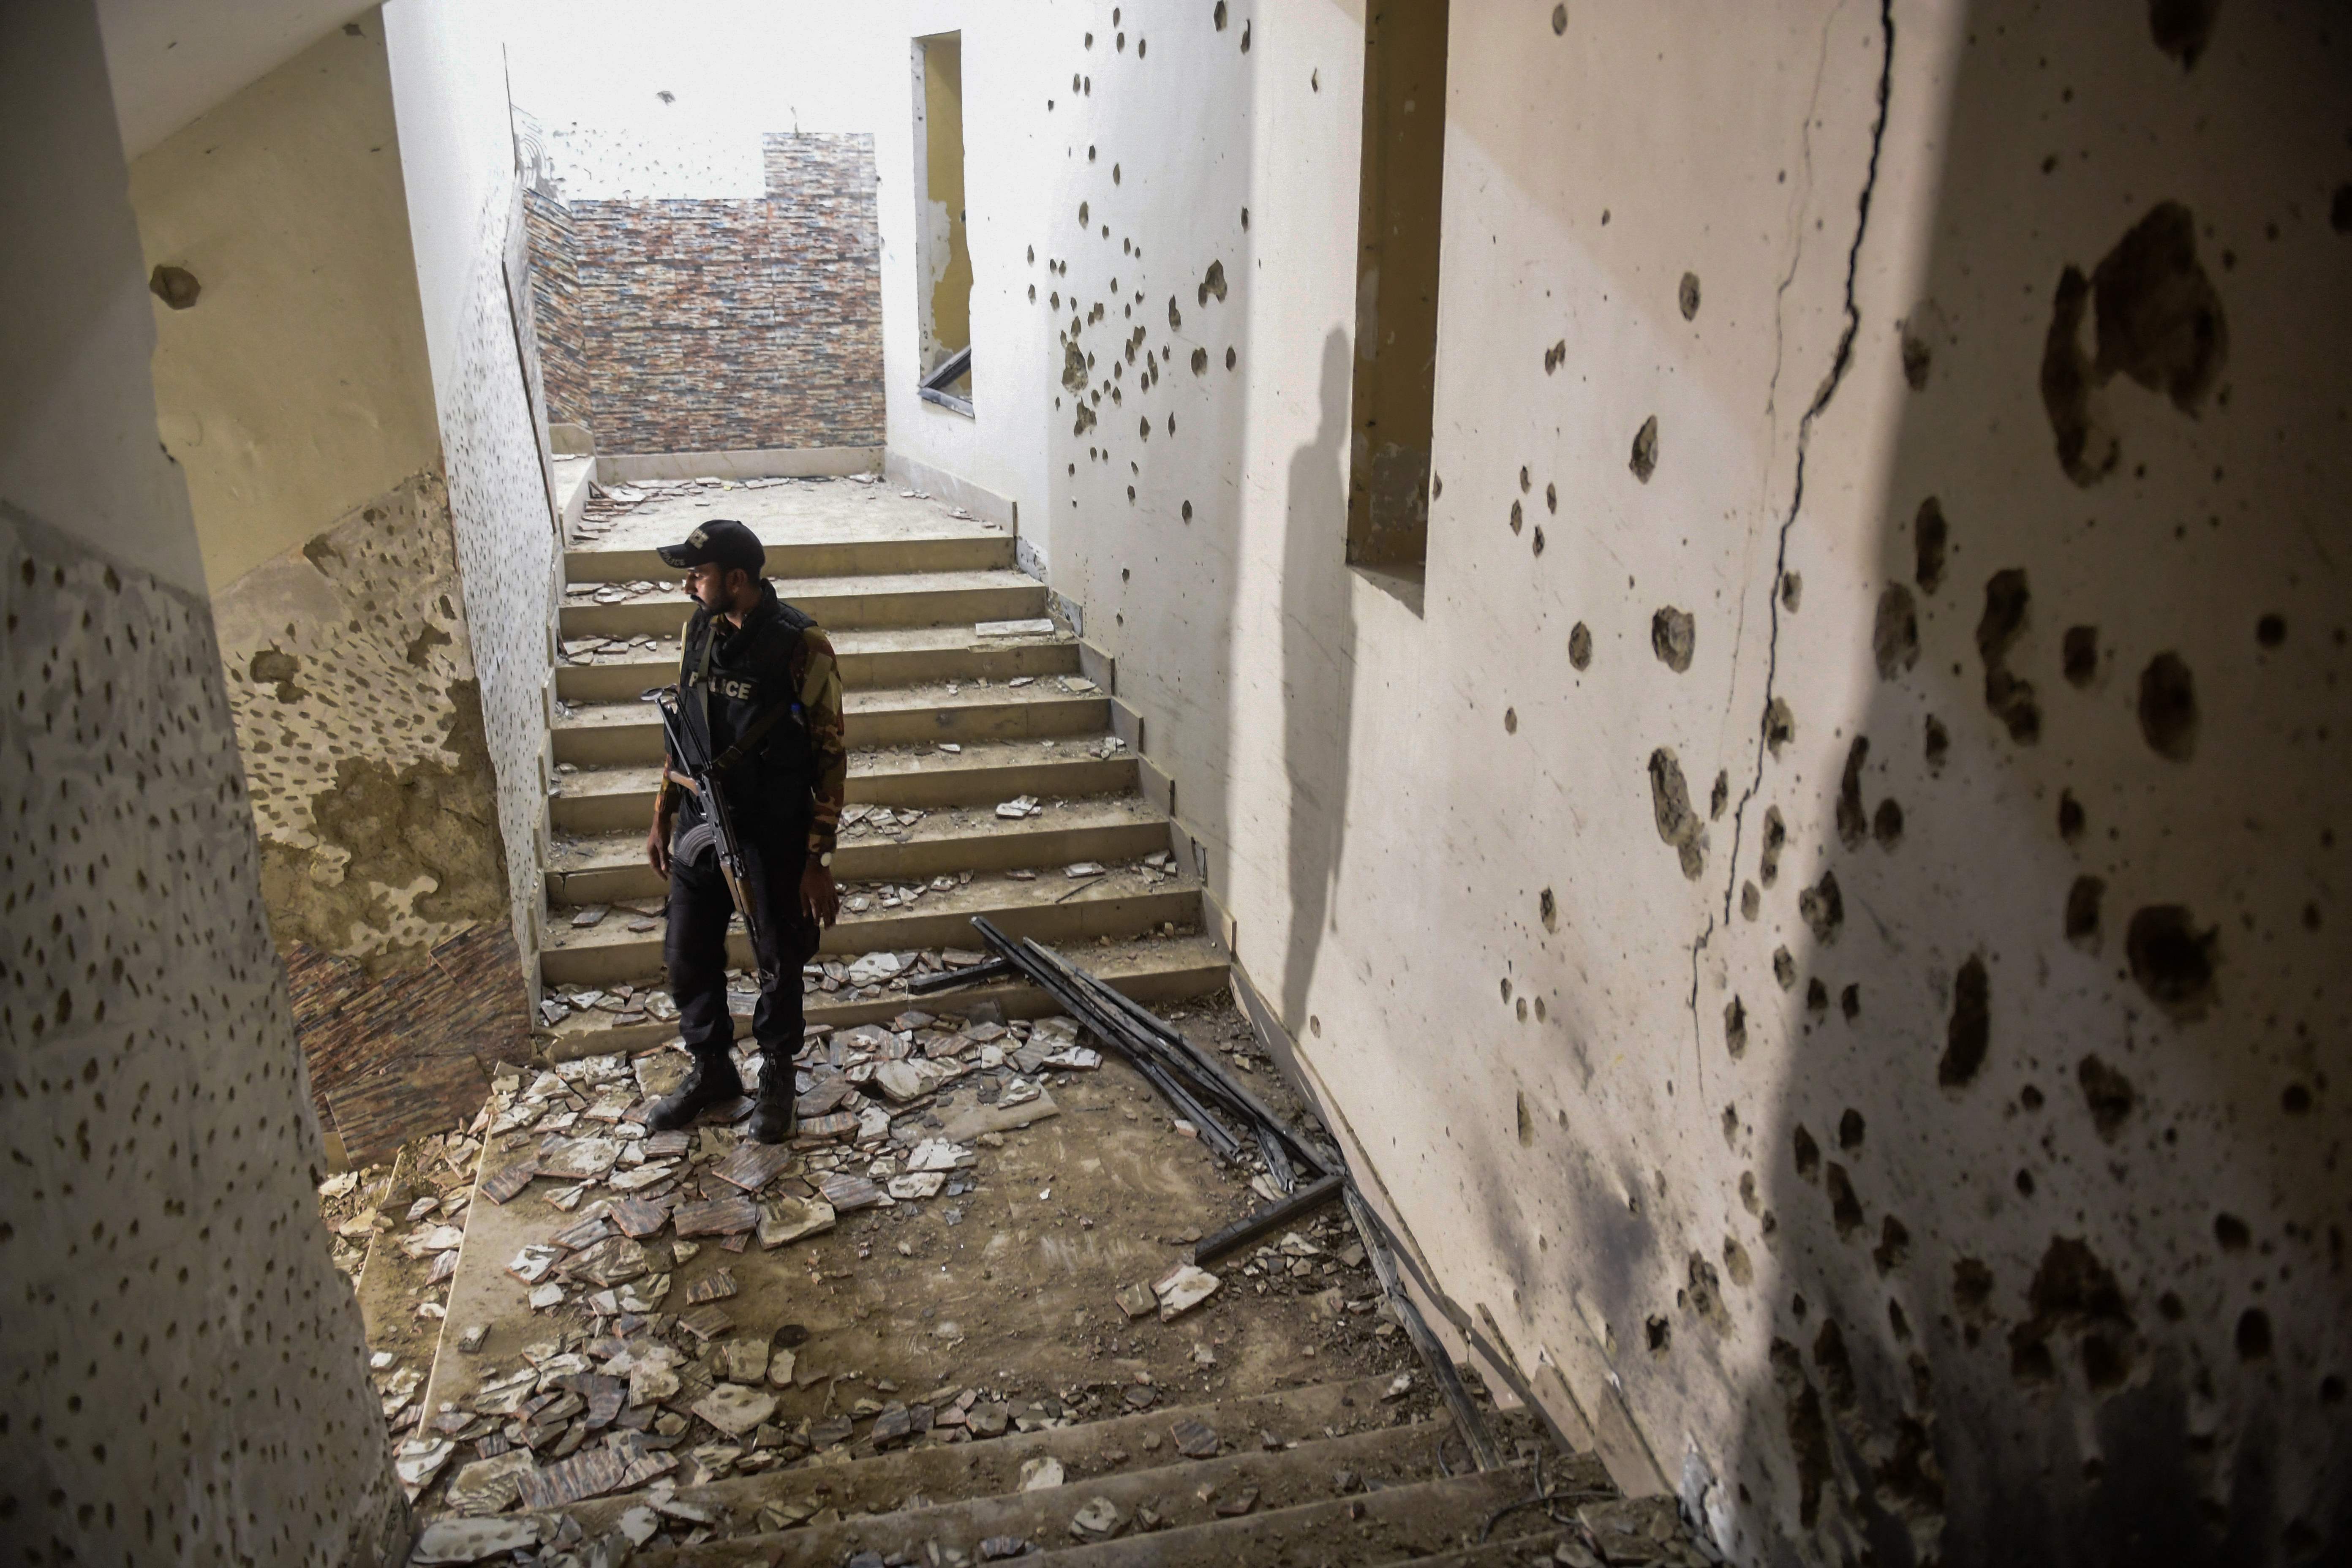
[[912, 33, 974, 413]]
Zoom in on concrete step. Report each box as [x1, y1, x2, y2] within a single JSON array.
[[648, 1461, 1548, 1566], [555, 1375, 1432, 1544], [538, 866, 1202, 986], [556, 624, 1083, 703], [558, 569, 1048, 640], [637, 1419, 1525, 1566], [540, 931, 1230, 1057], [551, 686, 1111, 768], [564, 529, 1013, 585], [547, 797, 1175, 906]]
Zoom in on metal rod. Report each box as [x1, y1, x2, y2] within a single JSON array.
[[906, 956, 1015, 996], [1192, 1172, 1345, 1266]]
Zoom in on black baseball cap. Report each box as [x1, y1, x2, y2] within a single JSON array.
[[656, 518, 765, 573]]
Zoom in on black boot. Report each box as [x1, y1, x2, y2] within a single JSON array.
[[646, 1047, 743, 1132], [746, 1050, 798, 1145]]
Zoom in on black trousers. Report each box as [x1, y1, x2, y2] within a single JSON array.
[[663, 831, 819, 1060]]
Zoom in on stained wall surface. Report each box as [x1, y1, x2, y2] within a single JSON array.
[[884, 3, 2352, 1565], [128, 13, 443, 594], [0, 2, 407, 1560]]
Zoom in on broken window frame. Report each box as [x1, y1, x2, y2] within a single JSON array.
[[919, 344, 975, 417]]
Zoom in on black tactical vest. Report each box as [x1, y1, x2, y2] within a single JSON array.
[[677, 584, 817, 837]]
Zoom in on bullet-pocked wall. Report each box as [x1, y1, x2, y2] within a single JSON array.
[[902, 3, 2352, 1564], [386, 0, 569, 1021], [126, 11, 531, 1164], [0, 3, 408, 1560]]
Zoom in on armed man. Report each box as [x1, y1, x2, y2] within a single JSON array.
[[642, 518, 846, 1143]]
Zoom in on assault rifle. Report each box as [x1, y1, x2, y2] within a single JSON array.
[[655, 684, 776, 988]]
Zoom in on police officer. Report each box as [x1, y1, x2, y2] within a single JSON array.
[[642, 519, 846, 1143]]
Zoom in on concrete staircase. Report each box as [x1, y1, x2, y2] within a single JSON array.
[[537, 484, 1227, 1049]]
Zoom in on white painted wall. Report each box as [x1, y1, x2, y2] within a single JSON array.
[[129, 13, 444, 592], [906, 2, 2352, 1563]]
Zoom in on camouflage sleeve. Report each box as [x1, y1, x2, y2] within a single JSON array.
[[798, 624, 847, 857], [652, 613, 696, 825]]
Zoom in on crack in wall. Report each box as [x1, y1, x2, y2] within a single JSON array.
[[1687, 0, 1896, 1071]]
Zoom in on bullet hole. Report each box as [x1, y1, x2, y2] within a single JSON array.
[[1139, 416, 1152, 441], [1740, 1171, 1762, 1214], [1792, 1125, 1820, 1183], [1717, 998, 1747, 1062], [1629, 416, 1659, 482], [1539, 887, 1558, 932], [148, 264, 201, 309], [1686, 1253, 1731, 1332], [1647, 747, 1708, 879], [1181, 501, 1193, 521], [1873, 1214, 1911, 1274], [1168, 414, 1176, 436], [2065, 876, 2105, 949], [1780, 572, 1802, 612], [1976, 569, 2041, 743], [1953, 1258, 1994, 1318], [1871, 800, 1902, 851], [1568, 622, 1592, 669], [1310, 69, 1319, 90], [1679, 272, 1701, 321], [1504, 707, 1518, 734], [1646, 1315, 1671, 1356], [1213, 1, 1227, 29], [2213, 1213, 2250, 1252], [1769, 1340, 1833, 1527], [1198, 259, 1228, 305], [1740, 882, 1760, 920], [1798, 869, 1843, 944], [1906, 499, 1949, 597], [2126, 904, 2216, 1018], [2010, 1236, 2135, 1389], [1430, 474, 1440, 498], [1774, 947, 1796, 991], [1822, 1162, 1865, 1237], [1544, 342, 1564, 373], [1760, 806, 1786, 886], [1764, 698, 1795, 757], [1721, 1104, 1740, 1146], [2042, 203, 2228, 487], [1873, 585, 1920, 679], [1544, 482, 1557, 513], [2148, 0, 2221, 71], [1723, 1236, 1753, 1287], [1518, 466, 1531, 493], [1189, 346, 1208, 376], [1241, 20, 1251, 51], [2256, 612, 2286, 648], [1835, 737, 1870, 847], [1805, 977, 1828, 1014], [2075, 1055, 2137, 1141], [1837, 1108, 1865, 1151], [2282, 1083, 2312, 1115], [2015, 1168, 2036, 1196], [1650, 607, 1695, 672], [1552, 3, 1569, 35], [1225, 346, 1236, 370], [2058, 790, 2085, 843], [1839, 983, 1859, 1021], [1900, 318, 1934, 390], [1079, 201, 1090, 226], [1169, 297, 1182, 330], [2136, 651, 2198, 760], [1516, 1091, 1535, 1147], [1532, 528, 1545, 555], [1500, 977, 1512, 1004], [248, 648, 305, 702], [2236, 1307, 2272, 1361], [1939, 955, 1991, 1088]]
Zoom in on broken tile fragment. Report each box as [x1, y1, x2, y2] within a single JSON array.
[[693, 1383, 777, 1436], [710, 1138, 798, 1193], [686, 1269, 738, 1304], [1154, 1263, 1222, 1321], [757, 1194, 837, 1248], [818, 1173, 886, 1212], [479, 1160, 538, 1204], [671, 1194, 760, 1237], [1115, 1283, 1156, 1320], [1171, 1418, 1221, 1459], [412, 1516, 542, 1563], [720, 1337, 769, 1383], [1019, 1455, 1065, 1491]]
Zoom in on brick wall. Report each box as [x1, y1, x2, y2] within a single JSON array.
[[523, 186, 588, 425], [523, 131, 883, 454]]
